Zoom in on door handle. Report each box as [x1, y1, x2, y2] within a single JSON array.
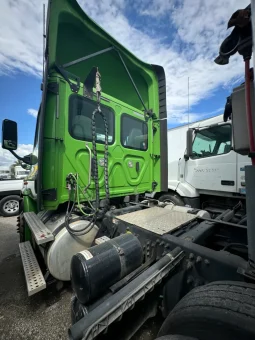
[[221, 180, 235, 186], [136, 162, 140, 172]]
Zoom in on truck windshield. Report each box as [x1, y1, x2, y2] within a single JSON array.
[[191, 124, 231, 159]]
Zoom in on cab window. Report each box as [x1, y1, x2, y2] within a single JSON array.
[[191, 124, 231, 159], [121, 114, 148, 151], [69, 95, 114, 144]]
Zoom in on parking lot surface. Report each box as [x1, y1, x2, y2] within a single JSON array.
[[0, 216, 161, 340]]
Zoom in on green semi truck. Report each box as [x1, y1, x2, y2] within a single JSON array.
[[2, 0, 168, 291], [2, 1, 255, 340]]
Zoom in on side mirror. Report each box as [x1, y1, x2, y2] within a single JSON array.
[[186, 129, 194, 159], [2, 119, 18, 150]]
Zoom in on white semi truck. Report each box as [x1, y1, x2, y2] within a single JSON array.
[[14, 166, 30, 179], [153, 114, 250, 217], [0, 165, 29, 180]]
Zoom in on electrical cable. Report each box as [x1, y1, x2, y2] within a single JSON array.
[[65, 173, 96, 236], [71, 173, 94, 216], [65, 68, 110, 236]]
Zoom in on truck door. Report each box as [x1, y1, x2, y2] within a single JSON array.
[[185, 124, 237, 193], [119, 112, 151, 194], [64, 94, 152, 202], [65, 94, 116, 201]]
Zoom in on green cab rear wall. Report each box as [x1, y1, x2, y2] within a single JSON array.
[[32, 0, 167, 210]]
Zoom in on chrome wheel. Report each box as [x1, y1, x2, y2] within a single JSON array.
[[3, 199, 19, 214]]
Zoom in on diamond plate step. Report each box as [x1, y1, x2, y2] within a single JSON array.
[[37, 210, 54, 223], [117, 206, 196, 235], [24, 212, 54, 245], [19, 241, 46, 296]]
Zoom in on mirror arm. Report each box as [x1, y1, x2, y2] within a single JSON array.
[[10, 150, 35, 165], [10, 150, 26, 162]]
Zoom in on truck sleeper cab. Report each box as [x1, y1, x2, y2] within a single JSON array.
[[1, 0, 167, 295]]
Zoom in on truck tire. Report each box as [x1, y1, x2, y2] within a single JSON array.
[[159, 193, 184, 206], [0, 195, 20, 217], [158, 281, 255, 340]]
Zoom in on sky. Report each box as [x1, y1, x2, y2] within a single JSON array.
[[0, 0, 249, 166]]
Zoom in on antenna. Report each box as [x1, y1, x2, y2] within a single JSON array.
[[188, 77, 190, 128], [43, 4, 46, 83]]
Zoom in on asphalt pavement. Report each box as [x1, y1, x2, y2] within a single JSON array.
[[0, 216, 72, 340], [0, 216, 161, 340]]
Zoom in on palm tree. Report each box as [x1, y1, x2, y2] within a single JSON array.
[[9, 160, 20, 179]]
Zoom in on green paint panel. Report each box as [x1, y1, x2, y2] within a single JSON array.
[[26, 0, 166, 210], [109, 164, 128, 188]]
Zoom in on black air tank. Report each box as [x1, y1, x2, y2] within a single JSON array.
[[71, 233, 143, 304]]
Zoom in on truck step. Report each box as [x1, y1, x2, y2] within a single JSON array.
[[37, 210, 54, 223], [24, 212, 54, 245], [19, 241, 46, 296]]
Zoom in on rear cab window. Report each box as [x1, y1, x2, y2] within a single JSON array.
[[69, 95, 114, 144], [121, 114, 148, 151]]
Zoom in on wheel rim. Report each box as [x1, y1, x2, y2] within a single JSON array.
[[3, 200, 19, 214], [163, 199, 175, 205]]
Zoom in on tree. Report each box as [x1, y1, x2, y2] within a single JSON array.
[[9, 160, 20, 179]]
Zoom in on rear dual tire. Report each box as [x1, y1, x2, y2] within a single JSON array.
[[157, 281, 255, 340]]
